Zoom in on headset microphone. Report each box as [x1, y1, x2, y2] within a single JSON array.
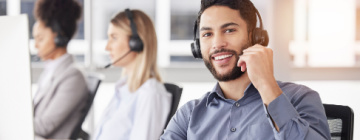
[[104, 50, 131, 69]]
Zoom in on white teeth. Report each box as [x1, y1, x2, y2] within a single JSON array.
[[214, 54, 233, 60]]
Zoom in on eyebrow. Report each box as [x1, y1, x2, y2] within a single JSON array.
[[200, 22, 240, 32], [221, 22, 239, 29]]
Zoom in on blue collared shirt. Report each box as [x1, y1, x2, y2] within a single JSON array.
[[161, 81, 331, 140]]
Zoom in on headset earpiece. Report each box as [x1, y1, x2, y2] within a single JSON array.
[[191, 38, 202, 59], [251, 8, 269, 46], [54, 34, 69, 47], [125, 9, 144, 52], [252, 28, 269, 46], [53, 21, 69, 47], [129, 35, 143, 52], [190, 20, 202, 59]]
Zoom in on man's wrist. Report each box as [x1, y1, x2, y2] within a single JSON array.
[[258, 80, 282, 106]]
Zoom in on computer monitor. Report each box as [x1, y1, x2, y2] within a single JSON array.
[[0, 14, 34, 140]]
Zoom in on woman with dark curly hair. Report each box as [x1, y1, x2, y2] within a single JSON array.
[[32, 0, 89, 139]]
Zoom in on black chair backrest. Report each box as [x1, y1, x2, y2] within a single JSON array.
[[164, 83, 183, 129], [70, 73, 103, 139], [323, 104, 354, 140]]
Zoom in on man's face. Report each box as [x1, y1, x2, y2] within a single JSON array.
[[199, 5, 251, 81]]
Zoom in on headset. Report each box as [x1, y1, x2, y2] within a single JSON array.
[[190, 7, 269, 59], [125, 8, 144, 52], [52, 21, 69, 47], [104, 8, 144, 68]]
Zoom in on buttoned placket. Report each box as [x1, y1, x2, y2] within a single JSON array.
[[229, 101, 241, 137]]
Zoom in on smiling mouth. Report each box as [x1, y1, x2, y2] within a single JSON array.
[[212, 54, 233, 60]]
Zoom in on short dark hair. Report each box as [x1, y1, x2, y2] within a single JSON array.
[[34, 0, 81, 40], [197, 0, 257, 33]]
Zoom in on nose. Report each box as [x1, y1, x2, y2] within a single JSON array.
[[212, 33, 227, 50], [105, 41, 111, 51]]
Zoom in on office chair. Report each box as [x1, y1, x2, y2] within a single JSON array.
[[164, 83, 183, 129], [71, 73, 103, 140], [323, 104, 354, 140]]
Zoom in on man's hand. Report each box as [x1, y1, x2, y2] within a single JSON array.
[[237, 44, 282, 106]]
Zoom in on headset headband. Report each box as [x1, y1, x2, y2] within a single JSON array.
[[254, 8, 264, 30], [125, 9, 139, 37], [193, 20, 198, 40]]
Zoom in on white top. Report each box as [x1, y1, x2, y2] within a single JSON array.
[[94, 77, 172, 140], [33, 53, 71, 104]]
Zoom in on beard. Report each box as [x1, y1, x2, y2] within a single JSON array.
[[203, 43, 251, 82]]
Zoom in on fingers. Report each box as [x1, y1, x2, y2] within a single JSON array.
[[237, 44, 272, 72], [242, 45, 273, 59], [243, 44, 270, 52], [244, 46, 269, 53], [244, 44, 263, 50], [241, 63, 246, 72], [237, 55, 247, 72]]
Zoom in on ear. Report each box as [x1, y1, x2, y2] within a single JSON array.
[[248, 31, 253, 44]]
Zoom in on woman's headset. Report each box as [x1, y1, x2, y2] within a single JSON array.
[[52, 21, 69, 47], [190, 7, 269, 59], [125, 8, 144, 52]]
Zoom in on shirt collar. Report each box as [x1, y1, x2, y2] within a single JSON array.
[[206, 82, 258, 107], [114, 77, 128, 99], [44, 53, 71, 71]]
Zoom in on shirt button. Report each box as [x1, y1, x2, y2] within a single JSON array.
[[235, 102, 240, 107], [230, 128, 236, 132]]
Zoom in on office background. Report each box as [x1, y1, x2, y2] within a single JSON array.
[[1, 0, 359, 139]]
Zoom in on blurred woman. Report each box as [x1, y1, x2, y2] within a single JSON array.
[[32, 0, 89, 139], [94, 9, 172, 140]]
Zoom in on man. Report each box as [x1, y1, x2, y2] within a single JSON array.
[[161, 0, 331, 139]]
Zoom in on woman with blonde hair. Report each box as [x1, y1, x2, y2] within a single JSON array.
[[94, 9, 172, 140]]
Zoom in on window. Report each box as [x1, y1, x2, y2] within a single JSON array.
[[290, 0, 360, 67], [169, 0, 200, 63], [20, 0, 35, 39], [170, 0, 199, 40], [0, 0, 6, 16], [356, 1, 360, 66], [356, 3, 360, 41]]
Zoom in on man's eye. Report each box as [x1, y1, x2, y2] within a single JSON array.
[[225, 29, 235, 33], [203, 33, 212, 37]]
